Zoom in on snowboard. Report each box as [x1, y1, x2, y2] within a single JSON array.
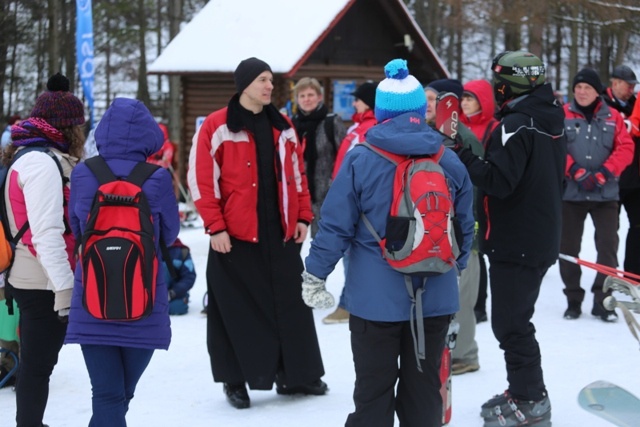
[[435, 92, 459, 140], [578, 380, 640, 426]]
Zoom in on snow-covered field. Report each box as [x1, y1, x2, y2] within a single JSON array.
[[1, 215, 638, 426]]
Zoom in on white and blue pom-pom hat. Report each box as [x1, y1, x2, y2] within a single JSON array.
[[374, 59, 427, 123]]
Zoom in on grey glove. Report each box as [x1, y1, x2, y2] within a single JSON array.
[[301, 271, 335, 309]]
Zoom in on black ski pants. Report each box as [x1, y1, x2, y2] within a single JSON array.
[[345, 314, 451, 427], [559, 200, 619, 305], [620, 187, 640, 275], [11, 287, 66, 427], [489, 260, 548, 402]]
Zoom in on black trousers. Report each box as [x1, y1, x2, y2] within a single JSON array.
[[620, 187, 640, 275], [559, 201, 619, 305], [489, 261, 548, 402], [345, 314, 450, 427], [11, 287, 66, 427]]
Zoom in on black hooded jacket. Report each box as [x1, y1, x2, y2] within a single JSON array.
[[458, 83, 567, 268]]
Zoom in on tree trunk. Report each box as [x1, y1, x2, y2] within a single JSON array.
[[168, 0, 184, 186], [47, 0, 60, 75], [136, 0, 150, 105]]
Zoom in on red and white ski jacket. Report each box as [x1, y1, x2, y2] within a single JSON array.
[[5, 148, 76, 307], [188, 104, 313, 243], [332, 110, 377, 179]]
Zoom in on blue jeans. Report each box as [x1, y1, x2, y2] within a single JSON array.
[[81, 345, 154, 427]]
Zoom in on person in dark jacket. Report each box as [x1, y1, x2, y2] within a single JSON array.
[[602, 66, 640, 278], [303, 59, 474, 427], [291, 77, 346, 237], [561, 68, 634, 322], [452, 51, 566, 427], [66, 97, 180, 427], [187, 57, 326, 410], [163, 238, 196, 315]]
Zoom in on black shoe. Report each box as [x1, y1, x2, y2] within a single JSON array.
[[475, 309, 488, 323], [592, 302, 618, 322], [223, 383, 250, 409], [276, 379, 328, 396], [564, 301, 582, 319]]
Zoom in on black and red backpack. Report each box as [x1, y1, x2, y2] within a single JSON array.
[[81, 156, 161, 321]]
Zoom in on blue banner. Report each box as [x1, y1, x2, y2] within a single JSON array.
[[76, 0, 94, 127]]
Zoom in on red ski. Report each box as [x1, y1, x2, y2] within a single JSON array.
[[435, 92, 459, 140], [435, 90, 460, 425], [440, 319, 459, 425]]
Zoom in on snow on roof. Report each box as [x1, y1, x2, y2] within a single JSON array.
[[148, 0, 354, 74]]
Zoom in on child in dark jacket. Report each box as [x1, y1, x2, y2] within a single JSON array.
[[164, 238, 196, 315]]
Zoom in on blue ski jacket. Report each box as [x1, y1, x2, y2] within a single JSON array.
[[305, 112, 474, 321]]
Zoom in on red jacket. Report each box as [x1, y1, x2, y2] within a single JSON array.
[[460, 79, 499, 146], [332, 110, 377, 179], [188, 105, 313, 243]]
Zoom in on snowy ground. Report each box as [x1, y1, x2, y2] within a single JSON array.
[[1, 215, 639, 427]]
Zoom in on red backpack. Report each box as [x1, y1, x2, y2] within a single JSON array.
[[81, 156, 160, 321], [361, 142, 459, 276], [361, 141, 460, 371]]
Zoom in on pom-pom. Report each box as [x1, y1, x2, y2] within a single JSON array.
[[46, 72, 70, 92], [384, 59, 409, 80]]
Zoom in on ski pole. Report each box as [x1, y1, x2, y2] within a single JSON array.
[[558, 254, 640, 285]]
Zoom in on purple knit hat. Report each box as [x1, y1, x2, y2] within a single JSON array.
[[30, 73, 85, 128]]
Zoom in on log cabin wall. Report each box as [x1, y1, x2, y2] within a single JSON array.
[[174, 0, 448, 186]]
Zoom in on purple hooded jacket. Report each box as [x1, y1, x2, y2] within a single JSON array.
[[65, 98, 180, 350]]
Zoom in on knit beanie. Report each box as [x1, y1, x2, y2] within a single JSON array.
[[572, 68, 604, 93], [352, 82, 377, 110], [375, 59, 426, 122], [30, 72, 85, 129], [425, 79, 464, 100], [233, 57, 272, 94]]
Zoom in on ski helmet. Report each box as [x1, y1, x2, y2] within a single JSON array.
[[491, 51, 546, 105]]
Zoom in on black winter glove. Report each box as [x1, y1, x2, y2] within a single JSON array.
[[443, 134, 464, 153]]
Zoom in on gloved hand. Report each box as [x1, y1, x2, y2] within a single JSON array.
[[569, 163, 596, 191], [301, 271, 334, 309], [594, 166, 613, 187], [443, 134, 464, 153], [57, 308, 70, 324], [54, 289, 72, 323]]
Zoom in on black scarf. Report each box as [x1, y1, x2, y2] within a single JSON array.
[[292, 103, 328, 201], [576, 98, 600, 124]]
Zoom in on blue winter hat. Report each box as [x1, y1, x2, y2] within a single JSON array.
[[375, 59, 426, 122]]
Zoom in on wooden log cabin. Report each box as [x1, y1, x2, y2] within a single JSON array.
[[148, 0, 449, 183]]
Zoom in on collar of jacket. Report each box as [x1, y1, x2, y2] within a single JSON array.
[[226, 93, 290, 133]]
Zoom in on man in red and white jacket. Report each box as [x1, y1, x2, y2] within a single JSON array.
[[187, 57, 326, 410]]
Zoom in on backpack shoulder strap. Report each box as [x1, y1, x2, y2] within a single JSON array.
[[431, 144, 446, 163], [127, 162, 161, 188], [85, 156, 118, 185], [361, 141, 405, 165], [126, 161, 175, 278]]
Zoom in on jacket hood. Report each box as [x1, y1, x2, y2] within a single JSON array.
[[95, 98, 164, 161], [501, 84, 565, 137], [366, 112, 445, 156], [462, 79, 495, 124]]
